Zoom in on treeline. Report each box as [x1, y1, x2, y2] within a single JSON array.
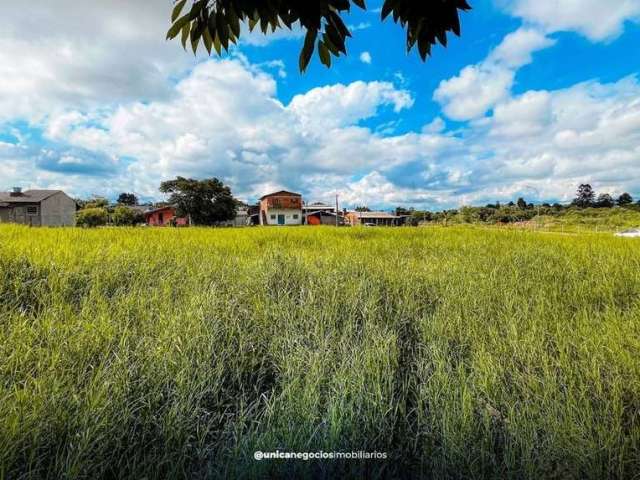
[[74, 194, 147, 228], [397, 184, 639, 226], [74, 177, 239, 227]]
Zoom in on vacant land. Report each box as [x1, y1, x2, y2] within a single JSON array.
[[0, 225, 639, 479], [531, 208, 640, 232]]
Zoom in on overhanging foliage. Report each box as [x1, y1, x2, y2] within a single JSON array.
[[167, 0, 472, 71]]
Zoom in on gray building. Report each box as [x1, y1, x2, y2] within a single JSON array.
[[214, 207, 251, 227], [0, 188, 76, 226], [345, 211, 404, 227]]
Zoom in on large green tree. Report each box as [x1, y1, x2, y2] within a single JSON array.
[[117, 192, 138, 206], [573, 184, 596, 209], [167, 0, 472, 71], [617, 192, 633, 206], [159, 177, 237, 225], [596, 193, 614, 208]]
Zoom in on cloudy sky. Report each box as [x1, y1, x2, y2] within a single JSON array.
[[1, 0, 639, 208]]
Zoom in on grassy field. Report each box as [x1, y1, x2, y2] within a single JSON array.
[[534, 208, 640, 232], [445, 206, 640, 233], [1, 225, 639, 479]]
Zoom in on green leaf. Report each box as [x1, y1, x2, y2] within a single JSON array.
[[187, 0, 205, 20], [213, 33, 222, 55], [166, 13, 191, 40], [321, 32, 340, 55], [329, 11, 351, 38], [325, 23, 345, 54], [207, 12, 217, 42], [418, 37, 430, 61], [203, 28, 213, 54], [180, 22, 191, 49], [299, 29, 317, 72], [215, 12, 229, 51], [318, 41, 331, 68], [227, 6, 241, 38], [380, 0, 395, 20], [171, 0, 187, 22]]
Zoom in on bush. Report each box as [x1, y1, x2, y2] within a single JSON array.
[[76, 208, 108, 228], [112, 206, 141, 226], [83, 197, 109, 209]]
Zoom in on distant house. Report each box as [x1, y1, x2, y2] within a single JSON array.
[[259, 191, 303, 226], [305, 211, 347, 226], [0, 188, 76, 226], [247, 204, 261, 225], [128, 204, 152, 216], [144, 206, 189, 226], [232, 206, 250, 226], [216, 206, 251, 227], [303, 202, 336, 215], [345, 211, 403, 226], [303, 201, 341, 225]]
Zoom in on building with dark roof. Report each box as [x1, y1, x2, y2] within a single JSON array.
[[345, 210, 404, 227], [0, 188, 76, 226]]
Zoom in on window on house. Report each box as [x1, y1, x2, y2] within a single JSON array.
[[26, 206, 38, 216], [270, 214, 276, 220], [293, 214, 299, 220]]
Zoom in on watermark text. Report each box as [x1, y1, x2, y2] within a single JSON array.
[[254, 450, 387, 461]]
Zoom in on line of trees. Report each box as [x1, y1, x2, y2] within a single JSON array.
[[75, 177, 239, 227], [75, 195, 146, 228], [572, 184, 634, 208], [397, 184, 639, 226]]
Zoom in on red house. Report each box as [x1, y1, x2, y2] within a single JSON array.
[[144, 206, 189, 227]]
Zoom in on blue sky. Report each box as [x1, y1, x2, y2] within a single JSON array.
[[1, 0, 639, 209]]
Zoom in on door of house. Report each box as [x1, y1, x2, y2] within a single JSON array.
[[277, 214, 285, 225]]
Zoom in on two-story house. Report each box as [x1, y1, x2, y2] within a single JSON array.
[[259, 191, 303, 226]]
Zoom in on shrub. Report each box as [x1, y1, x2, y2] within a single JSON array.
[[76, 208, 108, 228], [112, 206, 141, 226]]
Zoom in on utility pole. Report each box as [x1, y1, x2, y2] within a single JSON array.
[[335, 193, 339, 227]]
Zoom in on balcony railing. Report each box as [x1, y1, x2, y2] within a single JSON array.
[[267, 197, 302, 209]]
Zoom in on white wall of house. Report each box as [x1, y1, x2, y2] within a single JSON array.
[[263, 208, 303, 226]]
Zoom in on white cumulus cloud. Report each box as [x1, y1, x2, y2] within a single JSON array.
[[501, 0, 640, 41], [434, 28, 555, 121], [1, 0, 640, 209]]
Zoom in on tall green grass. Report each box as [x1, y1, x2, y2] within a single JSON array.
[[0, 225, 639, 479]]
